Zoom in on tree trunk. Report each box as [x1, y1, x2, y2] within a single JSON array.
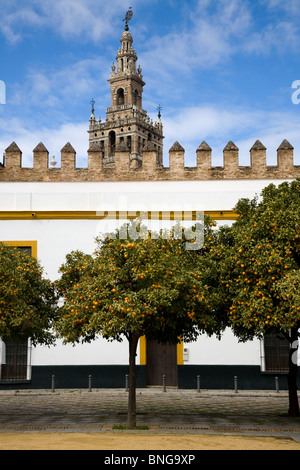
[[127, 332, 139, 428], [287, 327, 300, 417]]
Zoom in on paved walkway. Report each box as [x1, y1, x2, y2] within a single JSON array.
[[0, 388, 300, 443]]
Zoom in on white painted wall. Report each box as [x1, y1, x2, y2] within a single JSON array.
[[183, 329, 261, 366], [31, 337, 132, 366], [0, 179, 286, 213]]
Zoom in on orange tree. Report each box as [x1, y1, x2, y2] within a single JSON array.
[[220, 179, 300, 416], [55, 218, 228, 427], [0, 243, 57, 346]]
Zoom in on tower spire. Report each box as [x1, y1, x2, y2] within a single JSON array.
[[123, 7, 133, 31], [157, 105, 162, 120], [90, 98, 95, 116]]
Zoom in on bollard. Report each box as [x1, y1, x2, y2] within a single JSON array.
[[125, 374, 129, 392], [275, 376, 279, 393], [51, 374, 55, 393], [163, 374, 166, 392], [88, 374, 92, 392], [197, 375, 201, 393], [234, 376, 238, 393]]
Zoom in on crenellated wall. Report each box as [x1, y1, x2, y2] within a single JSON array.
[[0, 138, 299, 182]]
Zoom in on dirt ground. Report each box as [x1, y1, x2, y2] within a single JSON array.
[[0, 432, 300, 450]]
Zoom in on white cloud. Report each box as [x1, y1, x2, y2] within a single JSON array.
[[37, 0, 114, 42], [139, 0, 300, 86], [1, 103, 300, 170], [243, 21, 300, 55], [0, 0, 132, 44], [161, 105, 300, 166], [0, 119, 88, 167], [9, 55, 110, 120], [1, 0, 300, 173], [0, 3, 47, 44], [265, 0, 300, 17]]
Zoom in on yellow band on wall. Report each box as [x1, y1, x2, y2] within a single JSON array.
[[0, 210, 238, 220]]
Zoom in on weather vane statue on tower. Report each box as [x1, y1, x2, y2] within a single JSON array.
[[123, 7, 133, 31]]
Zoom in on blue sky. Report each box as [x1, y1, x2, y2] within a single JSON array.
[[1, 0, 300, 167]]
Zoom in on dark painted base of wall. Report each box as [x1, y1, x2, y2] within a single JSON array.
[[178, 365, 297, 391], [0, 364, 298, 391], [0, 365, 145, 390]]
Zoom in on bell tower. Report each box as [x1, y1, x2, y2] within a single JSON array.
[[110, 29, 144, 111], [88, 9, 164, 169]]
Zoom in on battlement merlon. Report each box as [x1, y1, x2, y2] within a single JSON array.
[[0, 139, 299, 182]]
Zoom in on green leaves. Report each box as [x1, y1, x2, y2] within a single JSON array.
[[0, 243, 57, 345], [220, 178, 300, 340], [55, 217, 228, 346]]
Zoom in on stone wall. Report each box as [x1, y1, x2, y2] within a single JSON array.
[[0, 139, 299, 182]]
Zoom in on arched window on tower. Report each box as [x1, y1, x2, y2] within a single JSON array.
[[108, 131, 116, 156], [133, 89, 138, 105], [117, 88, 125, 106]]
